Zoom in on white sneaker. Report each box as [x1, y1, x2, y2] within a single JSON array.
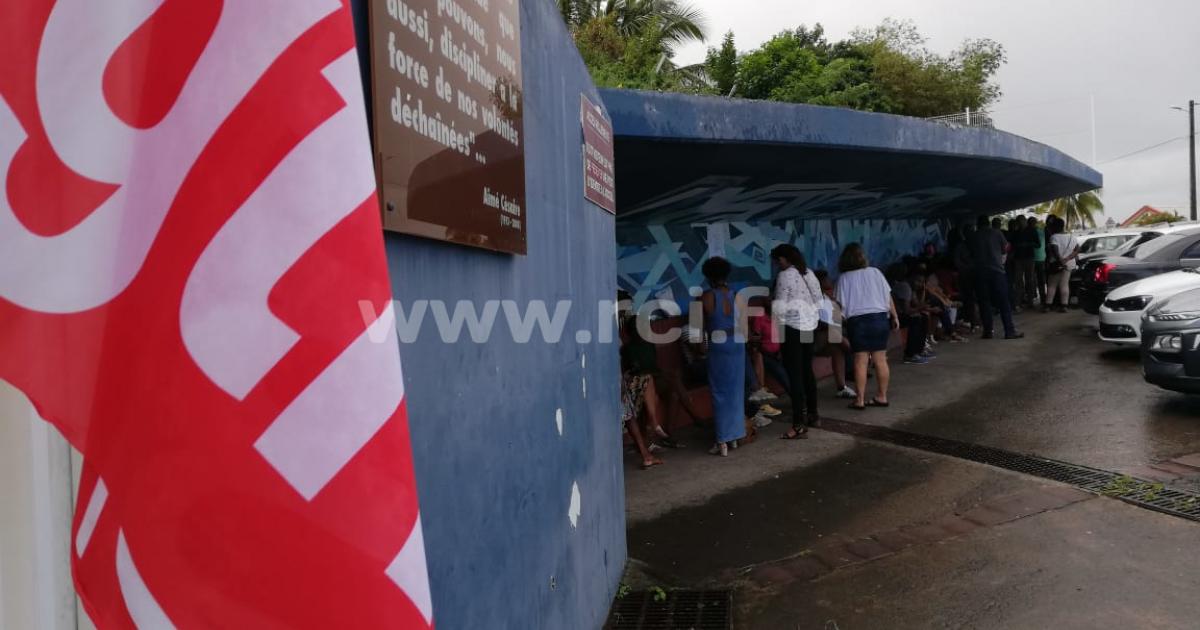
[[749, 388, 776, 402], [836, 386, 858, 399], [753, 413, 773, 428]]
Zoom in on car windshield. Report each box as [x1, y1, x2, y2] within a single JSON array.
[[1080, 234, 1135, 253], [1115, 233, 1158, 257], [1132, 233, 1187, 260]]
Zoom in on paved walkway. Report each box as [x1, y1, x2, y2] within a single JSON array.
[[619, 311, 1200, 628]]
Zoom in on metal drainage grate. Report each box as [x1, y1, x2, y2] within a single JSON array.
[[606, 590, 731, 630], [817, 416, 1200, 522]]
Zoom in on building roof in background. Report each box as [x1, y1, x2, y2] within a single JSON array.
[[1120, 205, 1167, 227]]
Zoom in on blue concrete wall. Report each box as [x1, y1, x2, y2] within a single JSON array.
[[618, 218, 945, 308], [599, 89, 1102, 223], [600, 89, 1103, 188], [353, 1, 625, 628]]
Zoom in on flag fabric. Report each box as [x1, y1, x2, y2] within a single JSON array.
[[0, 1, 433, 627]]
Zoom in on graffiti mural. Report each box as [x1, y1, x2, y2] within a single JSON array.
[[616, 218, 945, 309], [619, 176, 966, 225], [614, 175, 958, 308]]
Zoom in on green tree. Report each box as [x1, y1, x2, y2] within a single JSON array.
[[850, 19, 1006, 117], [563, 12, 1005, 117], [1034, 190, 1105, 231], [727, 19, 1003, 116], [561, 0, 708, 90], [736, 26, 839, 102], [606, 0, 706, 47], [704, 31, 738, 96]]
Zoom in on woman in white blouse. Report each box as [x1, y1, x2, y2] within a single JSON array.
[[770, 244, 823, 439], [834, 243, 900, 410]]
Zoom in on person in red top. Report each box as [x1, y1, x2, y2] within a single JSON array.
[[747, 297, 790, 407]]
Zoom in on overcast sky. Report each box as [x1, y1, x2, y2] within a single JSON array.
[[674, 0, 1200, 223]]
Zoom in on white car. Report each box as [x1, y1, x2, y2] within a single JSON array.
[[1075, 228, 1153, 257], [1098, 268, 1200, 345]]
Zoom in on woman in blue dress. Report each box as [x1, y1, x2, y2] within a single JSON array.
[[700, 257, 746, 457]]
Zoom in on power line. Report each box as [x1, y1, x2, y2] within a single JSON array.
[[1030, 128, 1091, 139], [989, 95, 1091, 115], [1097, 136, 1186, 165]]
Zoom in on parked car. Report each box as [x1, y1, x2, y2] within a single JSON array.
[[1141, 287, 1200, 394], [1075, 228, 1149, 256], [1070, 230, 1163, 304], [1097, 268, 1200, 345], [1077, 226, 1200, 314]]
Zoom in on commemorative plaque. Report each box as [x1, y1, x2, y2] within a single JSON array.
[[370, 0, 526, 254], [581, 94, 616, 214]]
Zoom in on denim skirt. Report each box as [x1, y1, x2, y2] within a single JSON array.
[[845, 312, 890, 353]]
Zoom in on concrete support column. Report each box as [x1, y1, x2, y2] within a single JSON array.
[[0, 380, 92, 629]]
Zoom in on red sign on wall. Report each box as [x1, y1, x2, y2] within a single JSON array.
[[581, 94, 616, 214]]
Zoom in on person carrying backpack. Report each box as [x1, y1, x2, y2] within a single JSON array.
[[1043, 217, 1080, 313]]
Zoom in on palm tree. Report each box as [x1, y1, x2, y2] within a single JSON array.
[[610, 0, 706, 47], [1032, 189, 1104, 231], [558, 0, 600, 28], [561, 0, 707, 46], [560, 0, 708, 89]]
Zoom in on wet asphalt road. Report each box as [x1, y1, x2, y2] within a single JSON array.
[[891, 310, 1200, 472], [619, 309, 1200, 629]]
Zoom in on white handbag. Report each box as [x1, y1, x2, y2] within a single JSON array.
[[806, 272, 835, 325]]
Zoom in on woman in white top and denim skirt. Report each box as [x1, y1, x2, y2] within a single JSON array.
[[770, 244, 823, 439], [834, 243, 900, 410]]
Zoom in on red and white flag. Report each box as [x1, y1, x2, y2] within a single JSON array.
[[0, 1, 433, 627]]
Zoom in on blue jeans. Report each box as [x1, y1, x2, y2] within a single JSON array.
[[937, 305, 954, 335], [976, 268, 1016, 336]]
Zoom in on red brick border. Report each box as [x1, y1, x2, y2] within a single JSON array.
[[746, 485, 1091, 587]]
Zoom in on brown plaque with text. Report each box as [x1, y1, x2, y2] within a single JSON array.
[[369, 0, 526, 254], [580, 94, 615, 214]]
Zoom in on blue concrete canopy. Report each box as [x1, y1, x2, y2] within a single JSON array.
[[600, 89, 1103, 225]]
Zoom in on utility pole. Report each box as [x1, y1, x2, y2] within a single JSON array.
[[1090, 94, 1097, 166], [1190, 99, 1196, 221]]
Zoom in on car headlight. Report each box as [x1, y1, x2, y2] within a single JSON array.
[[1152, 334, 1184, 353], [1105, 295, 1153, 311], [1149, 311, 1200, 322]]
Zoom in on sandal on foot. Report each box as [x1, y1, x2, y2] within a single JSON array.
[[867, 398, 890, 407], [649, 425, 684, 449], [780, 427, 808, 440], [848, 402, 867, 411], [707, 443, 729, 457], [640, 458, 664, 470]]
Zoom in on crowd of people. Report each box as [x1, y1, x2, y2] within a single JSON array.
[[620, 213, 1081, 467]]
